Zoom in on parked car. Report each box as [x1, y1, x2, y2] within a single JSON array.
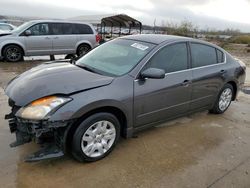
[[0, 23, 16, 33], [5, 34, 246, 162], [0, 20, 100, 62]]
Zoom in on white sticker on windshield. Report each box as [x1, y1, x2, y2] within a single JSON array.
[[131, 43, 149, 51]]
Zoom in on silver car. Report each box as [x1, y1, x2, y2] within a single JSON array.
[[0, 20, 100, 62]]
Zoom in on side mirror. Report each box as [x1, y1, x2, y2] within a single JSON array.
[[141, 68, 165, 79], [24, 30, 31, 36]]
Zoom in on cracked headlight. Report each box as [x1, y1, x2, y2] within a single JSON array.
[[16, 96, 72, 120]]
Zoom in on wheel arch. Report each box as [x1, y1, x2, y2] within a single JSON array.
[[64, 106, 128, 153], [227, 80, 237, 101], [2, 43, 25, 57], [76, 41, 92, 51]]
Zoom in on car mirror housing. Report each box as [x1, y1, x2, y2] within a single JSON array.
[[24, 30, 31, 36], [141, 68, 165, 79]]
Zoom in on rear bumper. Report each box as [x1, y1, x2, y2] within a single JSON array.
[[5, 113, 75, 162]]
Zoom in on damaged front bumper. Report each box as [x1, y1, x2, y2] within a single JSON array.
[[5, 110, 75, 162]]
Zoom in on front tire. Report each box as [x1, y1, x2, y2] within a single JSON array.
[[71, 113, 120, 162], [210, 84, 234, 114], [3, 45, 23, 62]]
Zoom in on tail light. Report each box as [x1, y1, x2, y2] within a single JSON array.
[[235, 58, 246, 71], [95, 34, 101, 43]]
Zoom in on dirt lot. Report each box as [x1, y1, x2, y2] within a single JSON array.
[[0, 48, 250, 188]]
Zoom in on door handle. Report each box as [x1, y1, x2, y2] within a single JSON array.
[[220, 70, 227, 74], [53, 37, 59, 39], [45, 37, 50, 39], [182, 80, 192, 87]]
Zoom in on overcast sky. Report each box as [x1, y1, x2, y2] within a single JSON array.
[[1, 0, 250, 32]]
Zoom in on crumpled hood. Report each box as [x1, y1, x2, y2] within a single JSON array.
[[5, 62, 114, 106]]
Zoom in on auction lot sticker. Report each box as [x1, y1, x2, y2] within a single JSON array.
[[131, 43, 149, 51]]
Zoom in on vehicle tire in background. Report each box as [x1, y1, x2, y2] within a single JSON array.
[[209, 83, 234, 114], [3, 45, 24, 62], [65, 54, 76, 60], [76, 44, 91, 57], [71, 113, 120, 162]]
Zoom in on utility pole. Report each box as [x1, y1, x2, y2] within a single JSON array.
[[154, 18, 156, 34]]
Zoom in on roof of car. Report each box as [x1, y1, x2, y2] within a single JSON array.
[[121, 34, 198, 45], [28, 20, 92, 25]]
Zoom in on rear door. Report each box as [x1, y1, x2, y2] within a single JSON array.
[[134, 42, 192, 127], [50, 23, 77, 54], [190, 42, 226, 110], [23, 23, 53, 55]]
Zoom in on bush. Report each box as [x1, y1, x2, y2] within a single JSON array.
[[231, 35, 250, 44]]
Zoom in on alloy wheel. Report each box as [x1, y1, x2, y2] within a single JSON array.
[[6, 47, 22, 62], [218, 88, 232, 111], [81, 120, 116, 158]]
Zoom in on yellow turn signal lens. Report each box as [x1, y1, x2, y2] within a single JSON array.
[[31, 96, 57, 106]]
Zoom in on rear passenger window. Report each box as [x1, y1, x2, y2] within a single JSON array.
[[73, 24, 93, 34], [50, 23, 73, 35], [50, 23, 64, 35], [191, 43, 217, 68], [62, 23, 73, 34], [217, 49, 224, 63], [146, 43, 188, 73]]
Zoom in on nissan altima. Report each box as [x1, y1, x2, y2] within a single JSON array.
[[5, 34, 246, 162]]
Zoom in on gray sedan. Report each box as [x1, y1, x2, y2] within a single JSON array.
[[5, 34, 246, 162]]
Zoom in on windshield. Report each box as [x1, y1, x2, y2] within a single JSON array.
[[11, 22, 32, 34], [0, 24, 13, 31], [76, 39, 155, 77]]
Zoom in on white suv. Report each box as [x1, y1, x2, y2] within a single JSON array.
[[0, 20, 100, 62]]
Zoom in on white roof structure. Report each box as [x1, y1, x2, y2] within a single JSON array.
[[68, 14, 114, 24]]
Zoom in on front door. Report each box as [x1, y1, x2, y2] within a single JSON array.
[[23, 23, 53, 56], [134, 42, 192, 127]]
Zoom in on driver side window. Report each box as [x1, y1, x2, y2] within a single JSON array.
[[146, 43, 188, 73], [28, 23, 49, 36]]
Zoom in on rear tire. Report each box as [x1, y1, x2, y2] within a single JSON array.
[[65, 54, 76, 60], [3, 45, 23, 62], [76, 44, 91, 57], [209, 83, 234, 114], [71, 113, 120, 162]]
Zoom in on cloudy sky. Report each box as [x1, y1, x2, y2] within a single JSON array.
[[1, 0, 250, 32]]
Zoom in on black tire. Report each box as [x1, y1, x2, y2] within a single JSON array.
[[209, 83, 234, 114], [65, 54, 76, 60], [76, 44, 91, 57], [71, 113, 120, 162], [3, 45, 23, 62]]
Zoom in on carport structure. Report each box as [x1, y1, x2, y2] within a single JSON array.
[[99, 14, 142, 38]]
